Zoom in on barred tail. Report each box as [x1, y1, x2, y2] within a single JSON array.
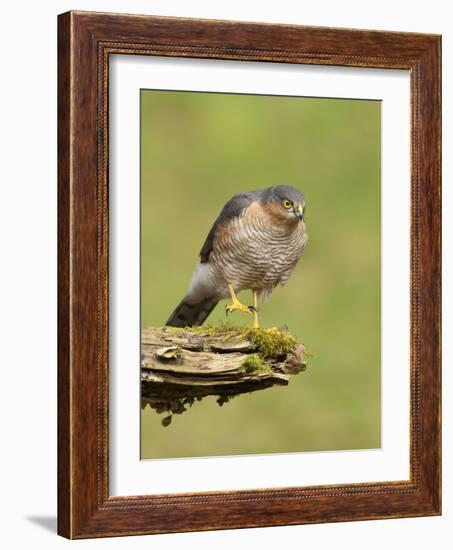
[[165, 296, 219, 327]]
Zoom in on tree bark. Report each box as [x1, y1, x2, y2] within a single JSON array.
[[141, 326, 307, 426]]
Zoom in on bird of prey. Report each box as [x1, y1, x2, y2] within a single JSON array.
[[166, 185, 307, 329]]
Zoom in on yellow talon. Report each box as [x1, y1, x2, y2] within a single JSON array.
[[225, 284, 260, 329], [225, 283, 251, 315]]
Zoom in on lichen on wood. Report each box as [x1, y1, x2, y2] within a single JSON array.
[[141, 324, 308, 426]]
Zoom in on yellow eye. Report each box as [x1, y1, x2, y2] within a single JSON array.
[[282, 199, 292, 209]]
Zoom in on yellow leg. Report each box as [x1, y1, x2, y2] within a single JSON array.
[[225, 283, 252, 316], [252, 290, 260, 329]]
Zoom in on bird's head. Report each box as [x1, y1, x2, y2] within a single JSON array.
[[261, 185, 306, 226]]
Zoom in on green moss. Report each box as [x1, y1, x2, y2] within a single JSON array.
[[240, 354, 272, 375], [244, 327, 298, 359]]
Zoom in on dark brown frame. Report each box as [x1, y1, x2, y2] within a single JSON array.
[[58, 10, 441, 539]]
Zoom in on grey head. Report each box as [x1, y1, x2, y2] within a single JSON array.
[[259, 185, 306, 221]]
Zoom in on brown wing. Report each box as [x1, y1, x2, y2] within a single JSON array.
[[199, 191, 259, 263]]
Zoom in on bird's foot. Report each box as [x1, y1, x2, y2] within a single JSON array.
[[225, 299, 252, 316], [246, 305, 260, 329], [225, 283, 260, 328], [225, 303, 260, 329]]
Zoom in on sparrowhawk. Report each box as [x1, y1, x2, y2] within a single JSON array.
[[166, 185, 307, 329]]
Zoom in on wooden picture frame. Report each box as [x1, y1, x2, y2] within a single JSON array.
[[58, 10, 441, 539]]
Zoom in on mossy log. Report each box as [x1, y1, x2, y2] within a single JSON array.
[[141, 325, 308, 426]]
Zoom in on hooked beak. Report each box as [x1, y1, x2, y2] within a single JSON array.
[[294, 204, 304, 221]]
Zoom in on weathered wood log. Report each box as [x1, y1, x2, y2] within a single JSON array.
[[141, 325, 308, 426]]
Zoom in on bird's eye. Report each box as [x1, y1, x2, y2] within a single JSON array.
[[282, 199, 292, 209]]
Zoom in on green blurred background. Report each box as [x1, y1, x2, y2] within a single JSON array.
[[140, 90, 381, 459]]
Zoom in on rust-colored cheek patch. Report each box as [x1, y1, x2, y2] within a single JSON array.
[[262, 201, 297, 227]]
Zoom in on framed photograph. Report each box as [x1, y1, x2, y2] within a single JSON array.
[[58, 11, 441, 538]]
